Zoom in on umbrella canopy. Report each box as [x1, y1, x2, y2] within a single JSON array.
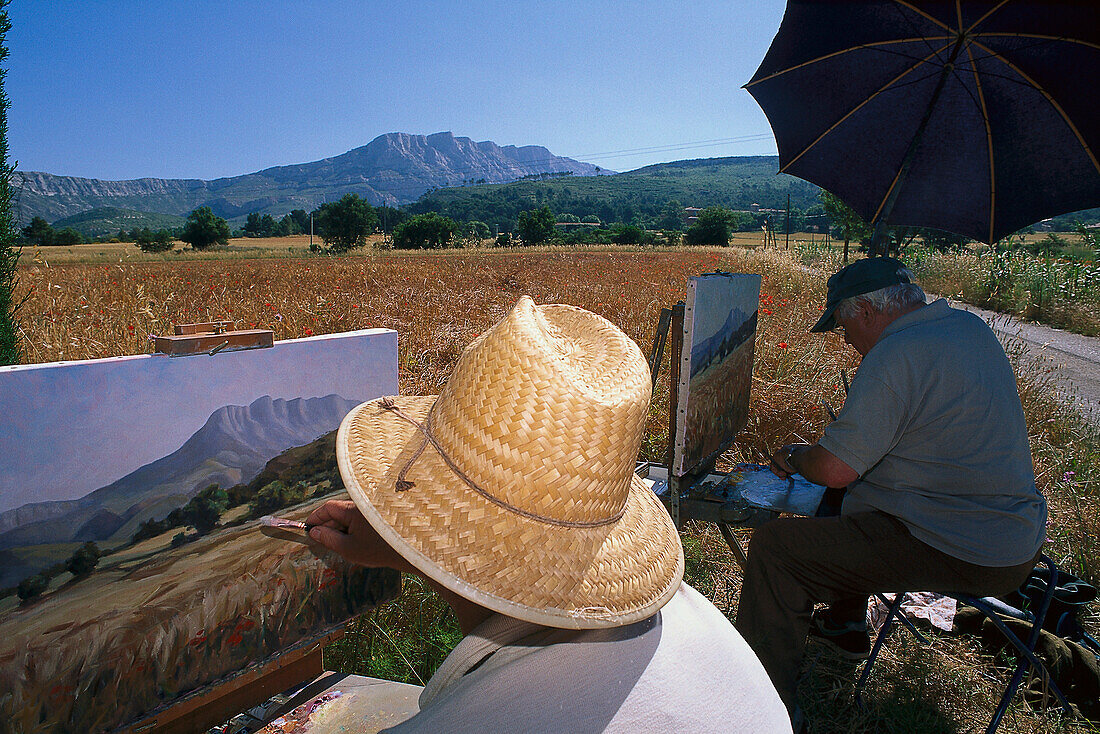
[[745, 0, 1100, 246]]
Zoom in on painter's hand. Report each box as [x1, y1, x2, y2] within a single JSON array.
[[306, 500, 415, 573], [769, 444, 806, 479]]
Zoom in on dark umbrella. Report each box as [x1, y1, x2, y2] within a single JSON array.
[[745, 0, 1100, 250]]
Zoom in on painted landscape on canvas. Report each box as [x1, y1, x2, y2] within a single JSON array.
[[0, 331, 399, 732], [676, 274, 761, 475]]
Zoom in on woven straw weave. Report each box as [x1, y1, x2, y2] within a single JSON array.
[[338, 296, 684, 628]]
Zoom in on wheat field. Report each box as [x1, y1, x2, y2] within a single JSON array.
[[11, 244, 1098, 732]]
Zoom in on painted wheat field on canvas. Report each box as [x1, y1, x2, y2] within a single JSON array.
[[0, 331, 401, 732]]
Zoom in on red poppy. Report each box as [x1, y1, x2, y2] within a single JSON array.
[[778, 342, 789, 349]]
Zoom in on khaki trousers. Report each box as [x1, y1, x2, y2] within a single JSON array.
[[734, 511, 1038, 712]]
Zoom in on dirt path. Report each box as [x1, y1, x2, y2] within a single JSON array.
[[940, 298, 1100, 425]]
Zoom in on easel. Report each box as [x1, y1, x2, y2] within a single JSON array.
[[646, 305, 777, 569], [121, 632, 339, 734], [762, 216, 778, 250], [153, 321, 274, 357]]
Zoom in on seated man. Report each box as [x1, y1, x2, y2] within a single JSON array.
[[735, 257, 1047, 717], [309, 296, 791, 733]]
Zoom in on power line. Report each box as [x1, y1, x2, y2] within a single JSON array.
[[567, 134, 776, 163]]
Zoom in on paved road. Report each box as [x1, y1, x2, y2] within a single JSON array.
[[942, 299, 1100, 424]]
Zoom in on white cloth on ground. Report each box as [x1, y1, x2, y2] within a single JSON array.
[[867, 592, 958, 632], [383, 583, 791, 733]]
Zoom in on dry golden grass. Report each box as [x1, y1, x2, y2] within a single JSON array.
[[11, 246, 1099, 732], [18, 234, 341, 264]]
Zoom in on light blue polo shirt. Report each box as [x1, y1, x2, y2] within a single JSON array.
[[819, 299, 1046, 566]]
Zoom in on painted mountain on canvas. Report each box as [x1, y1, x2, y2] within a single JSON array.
[[0, 394, 358, 586], [690, 306, 758, 377], [17, 131, 603, 223]]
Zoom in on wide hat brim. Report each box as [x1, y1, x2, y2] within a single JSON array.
[[337, 395, 684, 629]]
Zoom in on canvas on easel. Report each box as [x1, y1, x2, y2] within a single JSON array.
[[0, 328, 401, 732], [672, 273, 761, 477]]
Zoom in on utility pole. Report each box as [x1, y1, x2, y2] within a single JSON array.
[[785, 194, 791, 250]]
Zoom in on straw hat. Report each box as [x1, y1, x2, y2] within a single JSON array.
[[337, 296, 684, 629]]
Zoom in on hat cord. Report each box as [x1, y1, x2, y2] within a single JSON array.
[[379, 398, 626, 529]]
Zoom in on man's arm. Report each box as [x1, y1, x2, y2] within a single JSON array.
[[306, 500, 493, 634], [770, 443, 858, 488]]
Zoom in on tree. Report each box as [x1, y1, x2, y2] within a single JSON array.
[[819, 190, 869, 263], [248, 480, 307, 517], [516, 205, 556, 246], [244, 212, 279, 237], [180, 207, 230, 250], [132, 517, 169, 543], [375, 205, 408, 235], [463, 220, 490, 245], [53, 226, 82, 246], [657, 200, 685, 231], [287, 209, 310, 234], [392, 212, 460, 250], [243, 212, 263, 237], [135, 228, 173, 253], [0, 5, 18, 366], [314, 193, 378, 252], [277, 213, 301, 236], [17, 574, 47, 601], [65, 541, 101, 577], [684, 206, 738, 246], [183, 484, 229, 534], [21, 216, 53, 246], [260, 214, 276, 236], [612, 224, 645, 245]]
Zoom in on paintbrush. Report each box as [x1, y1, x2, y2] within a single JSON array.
[[259, 515, 315, 532], [258, 515, 317, 544]]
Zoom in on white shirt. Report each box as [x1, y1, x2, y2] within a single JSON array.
[[384, 583, 791, 733]]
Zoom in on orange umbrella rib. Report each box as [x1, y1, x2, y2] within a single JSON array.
[[743, 37, 954, 88], [965, 44, 998, 245], [975, 33, 1100, 51], [970, 38, 1100, 176]]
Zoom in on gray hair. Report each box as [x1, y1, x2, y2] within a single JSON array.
[[834, 268, 927, 320]]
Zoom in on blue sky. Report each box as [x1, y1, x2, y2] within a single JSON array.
[[7, 0, 786, 181]]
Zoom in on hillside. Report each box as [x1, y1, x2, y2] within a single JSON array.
[[16, 131, 601, 224], [407, 156, 822, 230], [50, 207, 186, 238], [0, 395, 358, 587]]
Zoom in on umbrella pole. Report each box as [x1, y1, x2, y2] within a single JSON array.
[[869, 35, 967, 257]]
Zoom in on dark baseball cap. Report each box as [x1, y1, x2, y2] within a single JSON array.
[[810, 257, 911, 333]]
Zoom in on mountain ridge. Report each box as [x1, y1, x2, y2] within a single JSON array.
[[0, 394, 359, 546], [17, 131, 602, 224]]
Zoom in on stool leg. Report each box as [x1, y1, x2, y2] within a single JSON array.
[[854, 594, 904, 708]]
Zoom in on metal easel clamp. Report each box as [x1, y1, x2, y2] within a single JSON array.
[[153, 321, 274, 357]]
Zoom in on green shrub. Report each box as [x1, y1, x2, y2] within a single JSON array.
[[65, 541, 101, 577], [248, 480, 308, 517], [17, 574, 47, 601], [393, 213, 460, 250]]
